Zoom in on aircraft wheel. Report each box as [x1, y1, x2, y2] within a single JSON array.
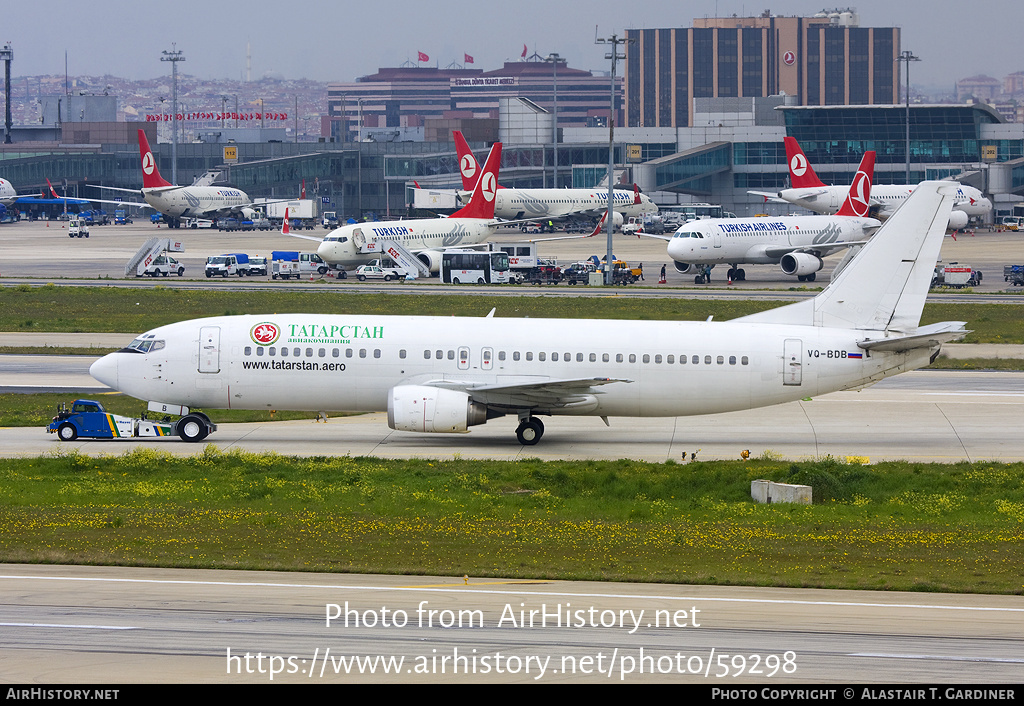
[[177, 415, 210, 442], [516, 417, 544, 446], [57, 423, 78, 441], [806, 273, 816, 282], [695, 275, 704, 284], [738, 269, 746, 281], [797, 275, 806, 282], [727, 268, 735, 279]]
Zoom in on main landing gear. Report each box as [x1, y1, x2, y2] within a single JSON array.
[[726, 266, 746, 281], [515, 416, 545, 445]]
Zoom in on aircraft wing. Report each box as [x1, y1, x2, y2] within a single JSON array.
[[635, 232, 673, 242], [429, 376, 631, 409], [747, 191, 788, 204]]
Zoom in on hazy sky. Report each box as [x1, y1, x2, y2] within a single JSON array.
[[4, 1, 1019, 88]]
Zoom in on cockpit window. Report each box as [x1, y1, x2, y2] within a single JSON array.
[[124, 338, 165, 354]]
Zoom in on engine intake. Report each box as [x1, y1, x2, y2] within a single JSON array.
[[780, 252, 824, 277], [387, 385, 488, 433]]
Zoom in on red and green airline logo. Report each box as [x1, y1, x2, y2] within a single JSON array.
[[251, 322, 280, 345]]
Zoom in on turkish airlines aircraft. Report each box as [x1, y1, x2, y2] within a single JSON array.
[[663, 151, 879, 283], [89, 181, 964, 446], [91, 130, 258, 227], [753, 137, 990, 229], [452, 131, 657, 222], [311, 143, 506, 273]]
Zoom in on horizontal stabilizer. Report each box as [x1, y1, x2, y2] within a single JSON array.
[[857, 322, 969, 352]]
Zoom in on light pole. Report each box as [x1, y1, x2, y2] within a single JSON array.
[[896, 50, 920, 184], [544, 53, 564, 188], [161, 45, 185, 185], [595, 33, 631, 284]]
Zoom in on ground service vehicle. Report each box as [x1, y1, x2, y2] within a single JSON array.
[[48, 399, 176, 440], [563, 261, 598, 285], [248, 257, 269, 277], [932, 262, 981, 288], [322, 211, 338, 229], [186, 218, 214, 229], [205, 254, 250, 277], [1004, 265, 1024, 286], [526, 260, 564, 285], [114, 210, 133, 225], [442, 250, 511, 284], [271, 251, 330, 279], [141, 254, 185, 277], [356, 264, 404, 281], [68, 219, 89, 238]]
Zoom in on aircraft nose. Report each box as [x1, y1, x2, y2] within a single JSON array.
[[90, 353, 118, 389]]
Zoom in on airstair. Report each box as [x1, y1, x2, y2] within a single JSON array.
[[125, 238, 185, 277]]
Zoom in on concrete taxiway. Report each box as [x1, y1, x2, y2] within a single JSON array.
[[1, 564, 1021, 683], [4, 367, 1024, 462]]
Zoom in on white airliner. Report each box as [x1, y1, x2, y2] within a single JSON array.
[[752, 137, 990, 229], [91, 130, 258, 227], [453, 130, 657, 223], [0, 178, 20, 207], [662, 151, 880, 283], [310, 143, 508, 273], [89, 181, 965, 447]]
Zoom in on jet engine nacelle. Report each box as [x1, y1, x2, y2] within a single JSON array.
[[416, 250, 443, 274], [780, 252, 824, 277], [947, 209, 969, 230], [240, 207, 257, 220], [387, 385, 489, 433], [673, 261, 695, 274]]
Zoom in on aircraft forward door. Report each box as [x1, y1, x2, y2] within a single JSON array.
[[783, 338, 802, 386], [198, 326, 221, 374]]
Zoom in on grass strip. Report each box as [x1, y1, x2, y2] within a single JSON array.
[[2, 284, 1023, 343], [1, 450, 1021, 594]]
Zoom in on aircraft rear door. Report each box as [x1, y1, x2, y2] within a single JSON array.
[[783, 338, 802, 386], [198, 326, 221, 374]]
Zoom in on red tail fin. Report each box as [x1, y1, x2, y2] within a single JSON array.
[[784, 136, 825, 188], [450, 143, 501, 219], [632, 183, 642, 205], [45, 178, 59, 199], [138, 129, 172, 188], [452, 130, 480, 191], [281, 208, 290, 235], [835, 151, 875, 217], [301, 179, 306, 199]]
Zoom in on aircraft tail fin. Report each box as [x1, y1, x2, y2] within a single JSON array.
[[632, 183, 642, 205], [784, 136, 826, 188], [281, 208, 290, 235], [834, 151, 875, 217], [452, 130, 480, 191], [450, 142, 501, 220], [45, 178, 59, 199], [137, 129, 173, 188], [736, 182, 958, 333]]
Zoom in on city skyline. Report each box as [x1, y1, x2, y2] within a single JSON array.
[[1, 1, 1019, 90]]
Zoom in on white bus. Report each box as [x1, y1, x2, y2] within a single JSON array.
[[441, 250, 511, 284]]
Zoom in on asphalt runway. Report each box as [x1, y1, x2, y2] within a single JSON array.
[[1, 564, 1022, 683], [2, 219, 1023, 292]]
